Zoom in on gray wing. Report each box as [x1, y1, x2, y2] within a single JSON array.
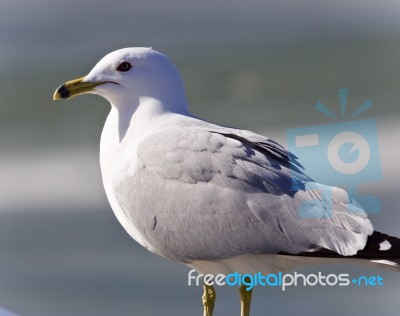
[[117, 126, 373, 263]]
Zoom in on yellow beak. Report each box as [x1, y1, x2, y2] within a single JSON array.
[[53, 76, 107, 100]]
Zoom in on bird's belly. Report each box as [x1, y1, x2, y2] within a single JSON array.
[[104, 183, 159, 254], [101, 153, 161, 254]]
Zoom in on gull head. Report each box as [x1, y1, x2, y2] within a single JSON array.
[[53, 47, 187, 112]]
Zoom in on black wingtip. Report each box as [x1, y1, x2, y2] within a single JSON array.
[[279, 231, 400, 260], [355, 231, 400, 260]]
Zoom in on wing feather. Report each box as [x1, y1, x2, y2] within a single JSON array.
[[117, 126, 373, 262]]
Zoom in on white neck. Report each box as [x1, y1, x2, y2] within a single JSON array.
[[111, 93, 189, 142]]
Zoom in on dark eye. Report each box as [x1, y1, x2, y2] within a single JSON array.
[[116, 62, 132, 72]]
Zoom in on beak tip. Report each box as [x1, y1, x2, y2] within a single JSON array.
[[53, 76, 101, 101], [53, 84, 71, 100]]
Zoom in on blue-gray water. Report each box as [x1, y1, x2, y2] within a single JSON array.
[[1, 1, 400, 315]]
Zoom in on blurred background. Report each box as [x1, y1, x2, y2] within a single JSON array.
[[1, 0, 400, 315]]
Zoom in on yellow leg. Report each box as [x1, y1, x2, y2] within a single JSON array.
[[202, 283, 216, 316], [239, 278, 253, 316]]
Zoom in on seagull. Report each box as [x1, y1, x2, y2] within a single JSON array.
[[53, 47, 400, 316]]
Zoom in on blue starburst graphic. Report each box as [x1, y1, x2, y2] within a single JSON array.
[[287, 89, 382, 215]]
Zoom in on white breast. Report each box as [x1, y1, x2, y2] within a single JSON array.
[[99, 107, 155, 251]]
